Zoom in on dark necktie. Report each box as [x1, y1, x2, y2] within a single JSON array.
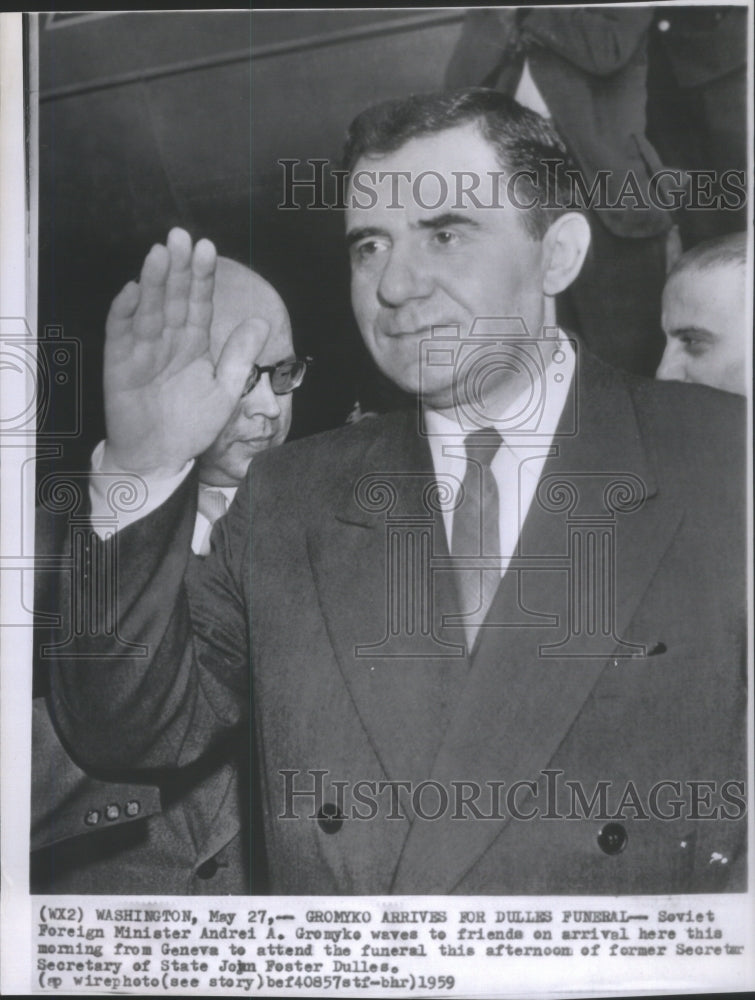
[[451, 428, 503, 650]]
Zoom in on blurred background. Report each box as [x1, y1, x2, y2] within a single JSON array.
[[36, 10, 465, 472]]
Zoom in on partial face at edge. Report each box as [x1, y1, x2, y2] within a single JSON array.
[[657, 265, 747, 396], [198, 263, 294, 485]]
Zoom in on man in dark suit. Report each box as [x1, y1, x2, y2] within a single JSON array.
[[33, 259, 301, 893], [445, 8, 672, 377], [48, 90, 746, 895]]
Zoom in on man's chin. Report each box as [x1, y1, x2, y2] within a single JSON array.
[[198, 451, 253, 487], [414, 374, 458, 412]]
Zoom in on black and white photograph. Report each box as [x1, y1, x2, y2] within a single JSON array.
[[1, 5, 752, 997]]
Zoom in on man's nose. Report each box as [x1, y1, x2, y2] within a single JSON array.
[[377, 245, 433, 307], [241, 372, 282, 418], [655, 341, 687, 382]]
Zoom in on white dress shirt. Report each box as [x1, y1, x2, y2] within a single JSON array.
[[514, 58, 551, 119]]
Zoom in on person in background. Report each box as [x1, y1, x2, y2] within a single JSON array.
[[656, 232, 748, 396], [647, 7, 748, 248], [445, 7, 672, 377], [32, 256, 306, 893]]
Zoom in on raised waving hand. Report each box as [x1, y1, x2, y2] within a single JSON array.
[[103, 228, 267, 475]]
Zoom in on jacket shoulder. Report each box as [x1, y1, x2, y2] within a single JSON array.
[[622, 373, 746, 508], [248, 411, 411, 504], [221, 412, 415, 560], [627, 375, 745, 455]]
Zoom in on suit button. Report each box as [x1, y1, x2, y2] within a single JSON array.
[[317, 803, 344, 834], [105, 803, 121, 821], [125, 800, 141, 818], [597, 822, 628, 855], [196, 858, 219, 879], [84, 810, 100, 826]]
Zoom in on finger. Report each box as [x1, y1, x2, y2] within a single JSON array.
[[106, 281, 140, 339], [133, 243, 170, 340], [164, 228, 193, 329], [185, 238, 217, 344], [214, 318, 271, 399]]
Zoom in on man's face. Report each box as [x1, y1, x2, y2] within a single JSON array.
[[346, 123, 547, 414], [198, 267, 294, 485], [657, 265, 747, 396]]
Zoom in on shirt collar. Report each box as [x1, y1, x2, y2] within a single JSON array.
[[198, 482, 238, 503]]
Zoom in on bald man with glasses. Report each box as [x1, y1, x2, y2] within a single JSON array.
[[32, 254, 309, 894]]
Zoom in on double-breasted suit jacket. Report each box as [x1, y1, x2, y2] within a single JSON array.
[[50, 351, 747, 894]]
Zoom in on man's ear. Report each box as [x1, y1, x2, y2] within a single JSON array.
[[541, 212, 591, 296]]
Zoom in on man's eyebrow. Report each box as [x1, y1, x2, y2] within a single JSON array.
[[345, 214, 480, 248], [670, 325, 716, 342], [345, 226, 388, 248], [415, 212, 481, 231]]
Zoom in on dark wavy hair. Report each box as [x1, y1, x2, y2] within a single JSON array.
[[342, 88, 579, 240]]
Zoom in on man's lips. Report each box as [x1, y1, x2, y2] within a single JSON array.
[[377, 324, 439, 339], [234, 434, 276, 448]]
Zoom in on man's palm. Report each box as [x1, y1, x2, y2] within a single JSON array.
[[104, 229, 263, 474]]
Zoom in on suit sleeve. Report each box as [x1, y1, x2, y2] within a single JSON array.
[[48, 469, 250, 772], [30, 698, 162, 851], [444, 10, 519, 90], [520, 9, 653, 76]]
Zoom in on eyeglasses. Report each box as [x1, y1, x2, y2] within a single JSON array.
[[241, 356, 313, 397]]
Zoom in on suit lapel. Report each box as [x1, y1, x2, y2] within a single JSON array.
[[391, 352, 685, 893], [307, 410, 469, 783]]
